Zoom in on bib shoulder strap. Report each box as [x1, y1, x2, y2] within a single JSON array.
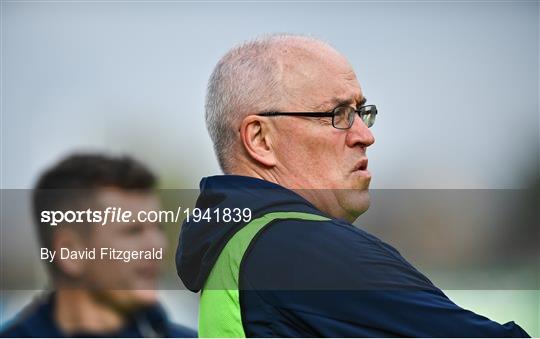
[[198, 211, 330, 338]]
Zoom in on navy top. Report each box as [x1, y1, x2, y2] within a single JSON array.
[[176, 175, 530, 337], [1, 293, 196, 337]]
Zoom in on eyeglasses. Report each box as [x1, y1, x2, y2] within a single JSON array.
[[258, 104, 377, 130]]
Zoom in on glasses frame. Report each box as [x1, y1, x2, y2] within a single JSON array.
[[257, 104, 377, 130]]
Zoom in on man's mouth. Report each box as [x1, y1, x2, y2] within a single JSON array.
[[353, 158, 369, 172], [135, 265, 160, 280]]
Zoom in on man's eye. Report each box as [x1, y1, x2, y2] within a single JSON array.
[[125, 223, 145, 235], [316, 117, 333, 125]]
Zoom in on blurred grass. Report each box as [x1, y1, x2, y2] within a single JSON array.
[[443, 290, 539, 337]]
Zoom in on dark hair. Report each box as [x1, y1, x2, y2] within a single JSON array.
[[34, 153, 156, 191], [33, 153, 157, 276]]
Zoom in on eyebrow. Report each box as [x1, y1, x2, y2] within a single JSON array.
[[322, 96, 367, 112], [357, 97, 367, 107]]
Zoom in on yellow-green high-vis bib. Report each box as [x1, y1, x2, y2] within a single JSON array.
[[198, 211, 330, 338]]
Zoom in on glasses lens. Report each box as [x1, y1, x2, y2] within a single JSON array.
[[332, 106, 355, 129], [360, 105, 377, 128]]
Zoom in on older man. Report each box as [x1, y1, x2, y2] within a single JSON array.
[[176, 34, 529, 337]]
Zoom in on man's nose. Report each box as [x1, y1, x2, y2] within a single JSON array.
[[346, 114, 375, 148]]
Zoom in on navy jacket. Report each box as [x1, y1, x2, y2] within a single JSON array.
[[176, 175, 530, 337], [0, 293, 196, 337]]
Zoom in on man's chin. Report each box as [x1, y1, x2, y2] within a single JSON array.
[[352, 175, 371, 191], [97, 289, 159, 311], [339, 189, 371, 222], [130, 289, 159, 306]]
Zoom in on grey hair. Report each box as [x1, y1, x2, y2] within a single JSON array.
[[205, 33, 330, 173]]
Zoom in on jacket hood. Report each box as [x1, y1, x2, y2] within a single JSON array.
[[175, 175, 324, 292]]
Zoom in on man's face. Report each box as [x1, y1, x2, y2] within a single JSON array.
[[81, 189, 166, 310], [271, 45, 375, 221]]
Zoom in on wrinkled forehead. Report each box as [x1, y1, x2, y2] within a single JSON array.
[[278, 42, 362, 110]]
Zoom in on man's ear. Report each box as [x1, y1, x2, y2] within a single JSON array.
[[239, 115, 277, 167], [53, 229, 86, 279]]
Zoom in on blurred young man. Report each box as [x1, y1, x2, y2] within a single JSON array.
[[2, 154, 196, 337]]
